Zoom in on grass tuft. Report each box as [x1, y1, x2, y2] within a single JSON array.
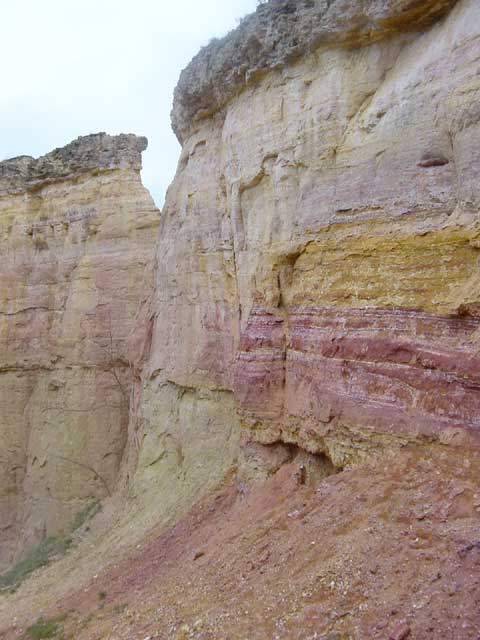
[[0, 536, 72, 591], [23, 613, 68, 639], [0, 499, 102, 592], [71, 499, 102, 532]]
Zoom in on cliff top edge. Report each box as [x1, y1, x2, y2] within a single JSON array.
[[0, 133, 148, 196], [171, 0, 458, 143]]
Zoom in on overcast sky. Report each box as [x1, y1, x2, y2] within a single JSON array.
[[0, 0, 258, 206]]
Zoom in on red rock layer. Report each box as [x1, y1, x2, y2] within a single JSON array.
[[235, 306, 480, 449]]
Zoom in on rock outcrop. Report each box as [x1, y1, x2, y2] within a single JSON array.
[[172, 0, 459, 142], [1, 0, 480, 615], [148, 0, 480, 496], [0, 133, 159, 567]]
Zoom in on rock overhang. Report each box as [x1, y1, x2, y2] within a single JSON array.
[[171, 0, 459, 143]]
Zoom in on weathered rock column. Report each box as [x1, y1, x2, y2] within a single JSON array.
[[0, 133, 159, 566]]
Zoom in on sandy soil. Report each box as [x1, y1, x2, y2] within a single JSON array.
[[1, 445, 479, 640]]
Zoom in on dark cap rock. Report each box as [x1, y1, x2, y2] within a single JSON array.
[[0, 132, 148, 196], [171, 0, 457, 143]]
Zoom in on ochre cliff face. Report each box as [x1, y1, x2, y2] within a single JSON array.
[[147, 0, 480, 491], [0, 134, 159, 566]]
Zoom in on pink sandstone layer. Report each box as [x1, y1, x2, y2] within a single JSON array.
[[235, 306, 480, 462]]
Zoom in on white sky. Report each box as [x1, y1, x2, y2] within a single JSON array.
[[0, 0, 258, 207]]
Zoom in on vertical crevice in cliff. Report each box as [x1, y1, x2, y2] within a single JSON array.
[[228, 179, 245, 332]]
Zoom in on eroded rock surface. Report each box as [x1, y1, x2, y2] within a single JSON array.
[[0, 1, 480, 631], [156, 0, 480, 483], [0, 133, 159, 567], [172, 0, 459, 141]]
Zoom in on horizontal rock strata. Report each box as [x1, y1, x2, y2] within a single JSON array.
[[1, 0, 479, 581], [160, 0, 480, 475], [235, 306, 480, 466]]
